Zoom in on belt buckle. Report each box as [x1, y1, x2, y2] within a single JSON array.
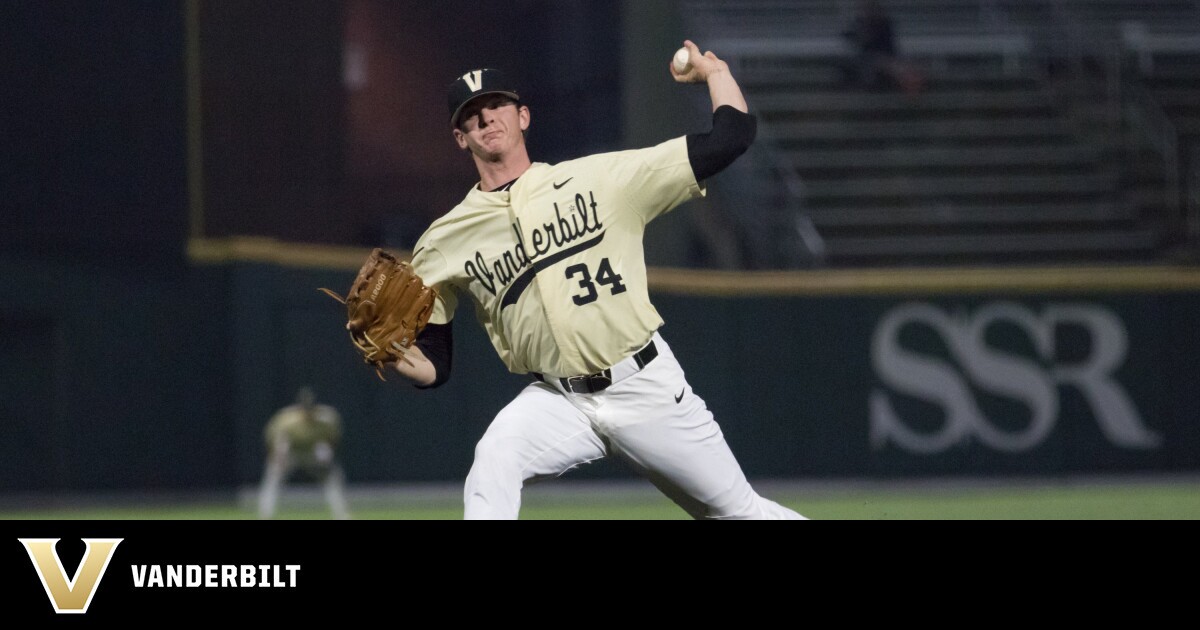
[[566, 369, 612, 393], [589, 370, 613, 392], [564, 375, 588, 393]]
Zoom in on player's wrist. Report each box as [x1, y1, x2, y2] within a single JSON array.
[[391, 359, 436, 387], [703, 64, 729, 81]]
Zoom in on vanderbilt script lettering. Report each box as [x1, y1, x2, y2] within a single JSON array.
[[465, 191, 603, 296]]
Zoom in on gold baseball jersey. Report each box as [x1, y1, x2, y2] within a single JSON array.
[[412, 136, 704, 377], [264, 404, 342, 454]]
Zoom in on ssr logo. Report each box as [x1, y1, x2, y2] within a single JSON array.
[[869, 302, 1161, 454], [19, 538, 123, 614]]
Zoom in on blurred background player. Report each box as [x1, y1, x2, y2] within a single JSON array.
[[258, 386, 351, 520]]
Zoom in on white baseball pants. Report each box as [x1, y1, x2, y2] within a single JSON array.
[[463, 332, 806, 520]]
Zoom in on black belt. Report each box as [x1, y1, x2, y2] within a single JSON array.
[[533, 340, 659, 394]]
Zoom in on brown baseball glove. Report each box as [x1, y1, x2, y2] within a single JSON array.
[[319, 248, 437, 380]]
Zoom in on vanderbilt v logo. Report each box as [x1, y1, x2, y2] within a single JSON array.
[[462, 70, 483, 92], [19, 538, 123, 614]]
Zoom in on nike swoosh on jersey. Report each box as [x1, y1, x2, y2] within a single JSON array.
[[675, 389, 685, 403], [499, 230, 605, 309], [552, 177, 574, 190]]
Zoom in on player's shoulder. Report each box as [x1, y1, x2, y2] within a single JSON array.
[[551, 149, 629, 169], [555, 137, 686, 170], [266, 406, 300, 429], [419, 206, 463, 240], [412, 209, 459, 257], [536, 139, 686, 191], [270, 404, 299, 419], [533, 151, 627, 185], [418, 181, 504, 241], [314, 405, 341, 424]]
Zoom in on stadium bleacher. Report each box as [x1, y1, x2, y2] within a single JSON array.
[[684, 0, 1200, 267]]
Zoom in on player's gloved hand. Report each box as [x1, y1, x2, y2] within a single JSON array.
[[319, 248, 438, 381]]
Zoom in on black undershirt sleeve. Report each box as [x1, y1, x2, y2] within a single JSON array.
[[414, 321, 453, 389], [686, 105, 758, 182]]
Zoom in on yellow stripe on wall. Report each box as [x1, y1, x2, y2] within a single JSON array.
[[187, 237, 1200, 295], [187, 237, 379, 270], [647, 265, 1200, 295]]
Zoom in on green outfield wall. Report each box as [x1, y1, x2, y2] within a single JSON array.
[[3, 241, 1199, 492]]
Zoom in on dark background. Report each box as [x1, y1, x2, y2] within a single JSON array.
[[2, 1, 188, 260], [2, 1, 625, 253], [2, 1, 1199, 494]]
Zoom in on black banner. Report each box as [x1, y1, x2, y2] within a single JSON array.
[[3, 521, 467, 623]]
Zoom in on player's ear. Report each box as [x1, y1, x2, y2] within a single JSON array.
[[518, 105, 530, 132], [452, 127, 469, 150]]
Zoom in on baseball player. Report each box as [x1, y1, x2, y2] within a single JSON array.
[[393, 40, 805, 520], [258, 387, 351, 520]]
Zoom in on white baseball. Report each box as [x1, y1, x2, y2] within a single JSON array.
[[673, 47, 691, 73]]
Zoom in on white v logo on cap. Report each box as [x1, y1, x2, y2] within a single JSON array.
[[462, 70, 483, 92]]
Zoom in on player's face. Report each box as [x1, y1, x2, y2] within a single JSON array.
[[453, 95, 529, 160]]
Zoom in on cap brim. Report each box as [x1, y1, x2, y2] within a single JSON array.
[[450, 90, 520, 127]]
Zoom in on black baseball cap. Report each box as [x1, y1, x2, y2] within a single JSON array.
[[447, 68, 520, 128]]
